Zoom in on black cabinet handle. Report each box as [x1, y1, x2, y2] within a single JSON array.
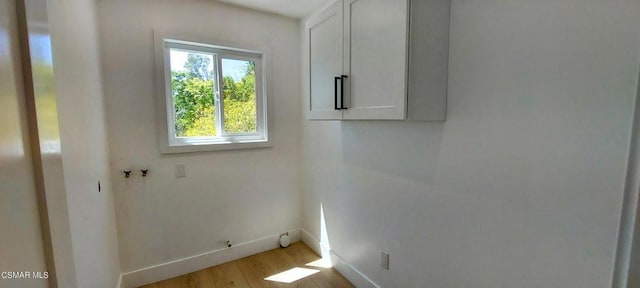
[[334, 76, 341, 110], [341, 75, 348, 109]]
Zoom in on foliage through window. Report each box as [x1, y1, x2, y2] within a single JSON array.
[[158, 38, 268, 152]]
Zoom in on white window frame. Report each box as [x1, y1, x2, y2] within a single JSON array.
[[154, 31, 271, 153]]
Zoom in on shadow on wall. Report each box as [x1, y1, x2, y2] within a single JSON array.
[[341, 121, 444, 185]]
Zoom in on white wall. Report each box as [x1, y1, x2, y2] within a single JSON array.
[[97, 0, 302, 273], [47, 0, 121, 286], [301, 0, 640, 287]]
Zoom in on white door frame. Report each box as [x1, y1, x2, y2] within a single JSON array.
[[612, 62, 640, 288]]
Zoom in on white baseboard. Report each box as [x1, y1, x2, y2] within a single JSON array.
[[300, 229, 379, 288], [119, 229, 300, 288]]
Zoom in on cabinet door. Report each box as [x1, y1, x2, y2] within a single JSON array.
[[343, 0, 408, 120], [306, 1, 344, 120]]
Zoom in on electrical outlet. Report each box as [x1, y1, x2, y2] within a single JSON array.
[[381, 251, 389, 270], [175, 164, 186, 178]]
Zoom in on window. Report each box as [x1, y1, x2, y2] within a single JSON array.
[[155, 34, 270, 153]]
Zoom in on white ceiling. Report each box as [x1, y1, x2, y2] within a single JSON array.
[[215, 0, 333, 18]]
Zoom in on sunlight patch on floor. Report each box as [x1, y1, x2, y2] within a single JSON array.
[[264, 267, 320, 283], [306, 258, 333, 268]]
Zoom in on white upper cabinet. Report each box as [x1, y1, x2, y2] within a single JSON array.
[[305, 0, 450, 121], [306, 1, 344, 120], [343, 0, 408, 120]]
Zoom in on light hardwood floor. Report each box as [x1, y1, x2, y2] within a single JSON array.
[[140, 242, 354, 288]]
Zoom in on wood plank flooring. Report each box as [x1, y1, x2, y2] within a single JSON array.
[[140, 242, 354, 288]]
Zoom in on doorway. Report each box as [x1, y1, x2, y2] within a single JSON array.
[[0, 0, 54, 287]]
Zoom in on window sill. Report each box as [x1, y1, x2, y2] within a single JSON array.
[[160, 139, 272, 154]]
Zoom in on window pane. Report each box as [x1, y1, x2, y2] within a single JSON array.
[[221, 58, 257, 134], [169, 49, 216, 137]]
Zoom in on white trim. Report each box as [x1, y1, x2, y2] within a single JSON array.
[[214, 53, 223, 138], [165, 41, 263, 58], [119, 229, 300, 288], [300, 229, 379, 288], [612, 62, 640, 288]]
